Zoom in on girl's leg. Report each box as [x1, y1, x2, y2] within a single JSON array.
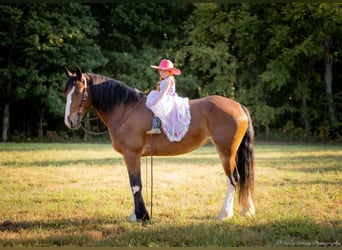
[[146, 116, 161, 135]]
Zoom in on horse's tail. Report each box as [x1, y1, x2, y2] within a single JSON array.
[[237, 105, 255, 205]]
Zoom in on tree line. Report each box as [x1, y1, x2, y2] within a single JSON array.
[[0, 3, 341, 142]]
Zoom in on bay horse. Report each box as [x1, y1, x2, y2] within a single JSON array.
[[63, 66, 255, 221]]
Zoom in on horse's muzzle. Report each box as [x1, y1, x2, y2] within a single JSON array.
[[65, 113, 81, 129]]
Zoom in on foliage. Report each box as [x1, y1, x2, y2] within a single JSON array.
[[0, 3, 341, 141], [181, 3, 341, 139], [90, 3, 193, 92], [0, 3, 107, 139]]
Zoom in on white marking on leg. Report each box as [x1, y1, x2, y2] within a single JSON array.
[[128, 187, 139, 222], [64, 86, 75, 128], [241, 190, 255, 216], [217, 178, 235, 219], [128, 211, 137, 222], [132, 185, 140, 194], [247, 194, 255, 215]]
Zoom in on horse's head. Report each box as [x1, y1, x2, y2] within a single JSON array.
[[63, 66, 91, 129]]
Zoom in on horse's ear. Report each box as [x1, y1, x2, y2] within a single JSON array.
[[64, 66, 72, 78], [75, 66, 83, 80]]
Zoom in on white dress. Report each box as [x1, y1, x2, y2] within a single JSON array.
[[146, 77, 191, 141]]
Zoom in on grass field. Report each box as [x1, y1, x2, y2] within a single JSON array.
[[0, 142, 341, 247]]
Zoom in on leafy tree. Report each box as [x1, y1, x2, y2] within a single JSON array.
[[180, 3, 342, 139], [178, 3, 237, 98], [260, 3, 342, 138], [0, 3, 107, 141], [0, 3, 341, 142], [179, 3, 279, 133], [90, 3, 194, 92]]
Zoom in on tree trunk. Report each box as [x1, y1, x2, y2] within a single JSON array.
[[2, 79, 12, 142], [324, 39, 336, 125], [37, 107, 44, 139], [2, 103, 10, 142], [265, 123, 270, 140], [302, 98, 310, 138]]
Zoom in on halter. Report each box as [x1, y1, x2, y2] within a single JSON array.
[[77, 76, 88, 115]]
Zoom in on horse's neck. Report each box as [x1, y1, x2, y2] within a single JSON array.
[[92, 108, 111, 129], [93, 105, 124, 130], [93, 98, 144, 132]]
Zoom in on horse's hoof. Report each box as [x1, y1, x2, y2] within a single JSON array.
[[127, 212, 150, 222], [240, 207, 255, 217], [216, 210, 234, 220], [128, 213, 137, 222], [241, 211, 253, 217]]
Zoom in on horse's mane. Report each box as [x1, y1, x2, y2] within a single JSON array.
[[88, 73, 145, 112]]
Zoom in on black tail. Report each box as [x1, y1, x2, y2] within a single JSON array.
[[237, 105, 255, 204]]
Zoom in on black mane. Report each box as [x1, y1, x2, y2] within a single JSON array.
[[88, 73, 145, 112]]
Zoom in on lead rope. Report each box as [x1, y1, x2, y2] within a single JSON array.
[[145, 155, 154, 220], [150, 155, 153, 219]]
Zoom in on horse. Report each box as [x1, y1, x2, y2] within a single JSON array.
[[63, 66, 255, 221]]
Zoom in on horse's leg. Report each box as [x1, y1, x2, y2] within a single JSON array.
[[124, 154, 150, 221], [240, 189, 255, 217], [217, 175, 236, 219], [216, 148, 241, 219], [215, 121, 247, 219]]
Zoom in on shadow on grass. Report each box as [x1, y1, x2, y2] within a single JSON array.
[[0, 143, 113, 152], [2, 154, 221, 168], [257, 155, 342, 169], [0, 215, 340, 247], [2, 158, 124, 168]]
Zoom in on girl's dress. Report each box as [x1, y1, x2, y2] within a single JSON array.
[[146, 77, 191, 142]]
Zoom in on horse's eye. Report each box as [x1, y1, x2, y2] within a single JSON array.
[[73, 82, 82, 95]]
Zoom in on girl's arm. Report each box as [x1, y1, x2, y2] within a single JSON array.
[[155, 78, 172, 104]]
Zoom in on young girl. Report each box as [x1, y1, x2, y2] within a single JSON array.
[[146, 59, 191, 142]]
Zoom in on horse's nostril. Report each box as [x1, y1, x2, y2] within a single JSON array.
[[68, 118, 73, 127]]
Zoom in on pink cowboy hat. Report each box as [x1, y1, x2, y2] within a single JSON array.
[[151, 59, 181, 75]]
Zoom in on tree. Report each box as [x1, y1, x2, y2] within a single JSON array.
[[180, 3, 342, 139], [260, 3, 342, 138], [0, 3, 107, 141], [178, 3, 237, 98], [90, 3, 194, 92], [180, 3, 280, 134], [1, 3, 341, 142]]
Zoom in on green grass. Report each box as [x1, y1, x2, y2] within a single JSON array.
[[0, 142, 341, 247]]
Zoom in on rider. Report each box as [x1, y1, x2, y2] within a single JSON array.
[[145, 59, 190, 141]]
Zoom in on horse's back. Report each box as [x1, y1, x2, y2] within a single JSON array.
[[189, 95, 246, 123], [141, 95, 247, 156], [188, 95, 248, 142]]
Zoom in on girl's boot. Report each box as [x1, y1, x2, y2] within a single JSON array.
[[146, 117, 161, 135]]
